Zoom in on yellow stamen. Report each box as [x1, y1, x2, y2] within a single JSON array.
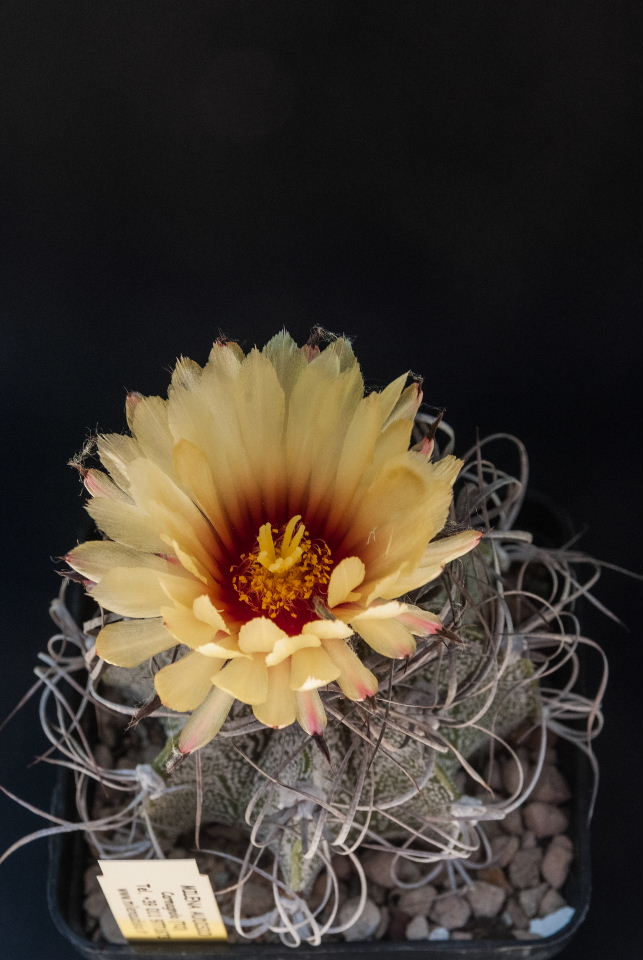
[[232, 516, 333, 618]]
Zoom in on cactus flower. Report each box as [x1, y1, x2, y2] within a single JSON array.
[[66, 331, 481, 754]]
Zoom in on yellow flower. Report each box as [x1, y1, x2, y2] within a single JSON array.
[[66, 331, 481, 755]]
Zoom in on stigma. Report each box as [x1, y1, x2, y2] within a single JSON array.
[[232, 515, 333, 618]]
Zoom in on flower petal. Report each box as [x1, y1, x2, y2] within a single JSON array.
[[378, 530, 483, 599], [86, 497, 166, 553], [66, 540, 178, 582], [96, 432, 140, 491], [154, 651, 225, 712], [351, 617, 416, 658], [161, 603, 243, 659], [91, 567, 179, 618], [397, 605, 443, 636], [265, 632, 320, 667], [129, 394, 174, 473], [302, 619, 354, 640], [322, 638, 379, 700], [253, 661, 296, 728], [289, 647, 341, 692], [96, 617, 175, 667], [193, 594, 229, 633], [238, 617, 286, 654], [213, 654, 268, 704], [295, 689, 327, 735], [327, 556, 366, 609], [83, 469, 130, 501], [178, 687, 234, 755], [350, 601, 408, 621]]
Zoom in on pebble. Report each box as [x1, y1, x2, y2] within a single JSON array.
[[397, 884, 437, 917], [341, 898, 381, 941], [478, 866, 511, 892], [83, 890, 107, 919], [362, 851, 419, 889], [242, 879, 275, 916], [502, 756, 530, 795], [523, 802, 569, 839], [533, 765, 571, 805], [500, 809, 524, 835], [522, 830, 537, 849], [490, 833, 520, 869], [428, 926, 450, 940], [375, 906, 389, 940], [467, 880, 507, 918], [430, 893, 471, 930], [513, 929, 542, 940], [503, 897, 529, 930], [518, 883, 549, 918], [367, 882, 387, 905], [451, 930, 473, 940], [530, 906, 575, 937], [405, 915, 430, 940], [541, 835, 574, 888], [481, 818, 503, 840], [83, 864, 100, 896], [539, 888, 567, 916], [331, 854, 352, 881], [99, 907, 127, 944], [508, 848, 543, 889]]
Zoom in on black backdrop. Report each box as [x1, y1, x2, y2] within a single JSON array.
[[1, 3, 641, 958]]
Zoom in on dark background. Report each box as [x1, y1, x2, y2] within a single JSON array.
[[1, 2, 641, 958]]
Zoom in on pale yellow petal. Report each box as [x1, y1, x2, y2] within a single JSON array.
[[129, 394, 173, 472], [377, 530, 482, 599], [213, 654, 268, 704], [178, 687, 234, 755], [289, 647, 341, 692], [385, 381, 422, 426], [376, 372, 410, 423], [96, 617, 175, 667], [83, 469, 130, 502], [154, 651, 224, 712], [236, 349, 286, 518], [193, 594, 229, 633], [157, 574, 206, 608], [264, 632, 320, 667], [328, 392, 387, 524], [169, 356, 202, 393], [263, 329, 308, 397], [351, 617, 416, 658], [322, 639, 379, 700], [350, 601, 408, 621], [66, 540, 174, 582], [295, 689, 327, 735], [327, 556, 366, 609], [90, 567, 177, 618], [397, 605, 443, 636], [238, 617, 286, 654], [160, 603, 243, 659], [86, 497, 166, 553], [168, 540, 210, 584], [127, 458, 218, 574], [173, 439, 235, 554], [302, 619, 354, 640], [96, 433, 141, 491], [253, 660, 296, 728]]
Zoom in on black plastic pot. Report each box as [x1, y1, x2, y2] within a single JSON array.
[[47, 737, 592, 960]]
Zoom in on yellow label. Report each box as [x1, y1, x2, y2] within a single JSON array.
[[97, 859, 227, 941]]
